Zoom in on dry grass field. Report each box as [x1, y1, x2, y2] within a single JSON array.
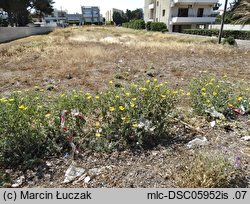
[[1, 26, 250, 188], [0, 26, 249, 94]]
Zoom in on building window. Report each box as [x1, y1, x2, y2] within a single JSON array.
[[157, 1, 159, 6], [162, 9, 165, 17], [197, 8, 204, 17], [178, 8, 188, 17]]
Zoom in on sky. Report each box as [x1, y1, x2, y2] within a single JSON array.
[[53, 0, 234, 15]]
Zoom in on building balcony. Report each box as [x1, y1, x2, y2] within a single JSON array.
[[171, 16, 216, 24], [172, 0, 218, 5]]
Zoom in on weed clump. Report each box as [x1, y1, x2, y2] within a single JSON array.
[[175, 152, 247, 188], [0, 79, 178, 168]]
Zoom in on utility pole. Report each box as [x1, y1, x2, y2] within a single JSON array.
[[218, 0, 228, 44]]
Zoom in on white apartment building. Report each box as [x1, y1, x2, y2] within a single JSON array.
[[144, 0, 219, 32], [81, 6, 101, 24], [105, 8, 123, 22]]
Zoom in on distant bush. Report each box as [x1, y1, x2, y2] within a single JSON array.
[[122, 22, 129, 28], [150, 22, 168, 32], [122, 20, 145, 30], [183, 29, 250, 40], [146, 21, 152, 31], [84, 22, 92, 25], [0, 17, 8, 27], [106, 21, 114, 25], [223, 36, 236, 45]]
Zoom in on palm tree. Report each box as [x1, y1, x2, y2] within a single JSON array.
[[233, 0, 250, 24]]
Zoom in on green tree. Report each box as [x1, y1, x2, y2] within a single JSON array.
[[113, 11, 126, 25], [233, 0, 250, 24], [0, 0, 54, 26]]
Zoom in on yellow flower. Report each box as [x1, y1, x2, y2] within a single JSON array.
[[130, 103, 135, 108], [109, 106, 115, 112], [115, 95, 120, 99], [201, 88, 206, 92], [125, 92, 130, 97], [228, 103, 233, 107], [153, 79, 158, 82], [87, 96, 92, 100], [213, 92, 217, 96], [164, 82, 168, 85], [60, 93, 65, 97], [109, 80, 113, 84], [95, 95, 100, 99], [132, 123, 138, 128], [139, 87, 147, 92], [96, 133, 101, 137], [45, 113, 51, 118], [186, 92, 191, 96], [202, 92, 206, 96], [119, 106, 125, 111], [121, 117, 126, 121], [9, 99, 15, 102], [237, 96, 243, 101], [160, 94, 166, 98], [172, 91, 178, 95], [48, 95, 52, 99], [146, 79, 150, 83], [19, 105, 28, 111], [132, 98, 137, 101], [0, 98, 8, 103], [86, 92, 91, 96]]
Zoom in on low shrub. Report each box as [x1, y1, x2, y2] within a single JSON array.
[[189, 75, 250, 119], [183, 29, 250, 40], [223, 36, 236, 45], [106, 21, 114, 25], [122, 22, 129, 28], [122, 20, 145, 30], [175, 151, 247, 188], [146, 21, 152, 31], [150, 22, 167, 32], [0, 80, 178, 168]]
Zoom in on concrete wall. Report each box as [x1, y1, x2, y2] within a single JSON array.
[[0, 27, 55, 43], [209, 24, 250, 31]]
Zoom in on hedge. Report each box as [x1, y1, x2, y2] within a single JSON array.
[[148, 22, 168, 32], [183, 29, 250, 40]]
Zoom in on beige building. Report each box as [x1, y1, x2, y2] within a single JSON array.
[[144, 0, 219, 32], [105, 8, 123, 22]]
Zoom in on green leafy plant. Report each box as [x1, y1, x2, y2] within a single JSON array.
[[189, 75, 250, 119], [223, 36, 236, 45]]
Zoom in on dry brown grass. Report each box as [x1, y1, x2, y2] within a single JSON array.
[[0, 26, 249, 94]]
